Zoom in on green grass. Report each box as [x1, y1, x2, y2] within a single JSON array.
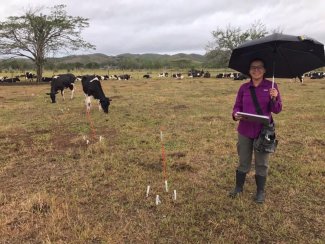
[[0, 76, 324, 243]]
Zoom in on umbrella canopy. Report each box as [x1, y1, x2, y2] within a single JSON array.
[[228, 33, 325, 79]]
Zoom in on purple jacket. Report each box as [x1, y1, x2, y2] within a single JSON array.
[[232, 79, 282, 139]]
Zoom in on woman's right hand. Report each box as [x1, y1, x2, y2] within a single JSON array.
[[234, 113, 243, 121]]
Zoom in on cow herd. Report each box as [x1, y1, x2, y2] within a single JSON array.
[[0, 68, 323, 117], [303, 71, 325, 79]]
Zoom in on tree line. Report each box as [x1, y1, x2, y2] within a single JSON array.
[[0, 56, 205, 72]]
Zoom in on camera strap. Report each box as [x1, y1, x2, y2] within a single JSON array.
[[249, 86, 263, 115]]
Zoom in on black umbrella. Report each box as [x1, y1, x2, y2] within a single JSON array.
[[228, 33, 325, 86]]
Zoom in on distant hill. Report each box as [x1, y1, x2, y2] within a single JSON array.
[[0, 53, 207, 70], [52, 53, 206, 64], [50, 53, 115, 64]]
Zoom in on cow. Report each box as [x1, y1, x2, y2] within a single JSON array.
[[109, 75, 118, 80], [25, 72, 36, 81], [81, 75, 111, 113], [1, 77, 20, 83], [172, 73, 183, 79], [310, 72, 324, 79], [143, 74, 151, 79], [188, 69, 204, 78], [158, 72, 168, 77], [234, 73, 248, 80], [118, 74, 131, 80], [41, 77, 52, 82], [94, 75, 103, 80], [46, 73, 76, 103], [203, 71, 211, 78]]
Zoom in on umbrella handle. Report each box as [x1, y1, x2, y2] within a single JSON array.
[[272, 76, 275, 89]]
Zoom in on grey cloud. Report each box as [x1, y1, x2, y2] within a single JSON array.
[[1, 0, 325, 55]]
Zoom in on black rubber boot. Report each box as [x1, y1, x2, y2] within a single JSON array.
[[255, 175, 266, 204], [229, 170, 246, 198]]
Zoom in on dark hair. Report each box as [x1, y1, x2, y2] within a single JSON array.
[[249, 58, 266, 69]]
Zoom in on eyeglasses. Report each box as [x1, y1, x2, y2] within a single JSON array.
[[250, 65, 264, 71]]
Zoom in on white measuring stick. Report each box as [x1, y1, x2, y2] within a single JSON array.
[[165, 180, 168, 192], [173, 190, 177, 201], [146, 185, 150, 197], [156, 195, 161, 205]]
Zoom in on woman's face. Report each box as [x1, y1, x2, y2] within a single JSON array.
[[249, 60, 265, 81]]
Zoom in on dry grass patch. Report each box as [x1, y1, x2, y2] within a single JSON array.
[[0, 77, 324, 243]]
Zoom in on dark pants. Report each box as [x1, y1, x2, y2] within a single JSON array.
[[237, 133, 269, 177]]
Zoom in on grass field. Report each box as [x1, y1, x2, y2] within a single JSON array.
[[0, 75, 324, 243]]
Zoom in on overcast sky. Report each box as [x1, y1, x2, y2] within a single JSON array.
[[0, 0, 324, 56]]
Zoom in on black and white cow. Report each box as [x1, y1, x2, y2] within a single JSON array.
[[41, 77, 52, 82], [1, 77, 20, 83], [25, 72, 36, 81], [158, 72, 168, 77], [109, 75, 118, 80], [188, 69, 204, 78], [310, 72, 324, 79], [81, 75, 111, 113], [47, 73, 76, 103], [172, 73, 183, 79], [234, 73, 248, 80], [143, 74, 151, 79], [203, 71, 211, 78]]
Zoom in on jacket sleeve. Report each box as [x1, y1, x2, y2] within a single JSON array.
[[232, 86, 243, 120], [270, 83, 282, 114]]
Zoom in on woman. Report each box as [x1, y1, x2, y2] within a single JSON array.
[[229, 59, 282, 203]]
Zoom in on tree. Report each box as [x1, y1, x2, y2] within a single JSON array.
[[0, 4, 95, 82], [205, 20, 268, 68]]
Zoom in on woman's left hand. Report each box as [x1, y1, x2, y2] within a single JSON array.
[[269, 88, 278, 100]]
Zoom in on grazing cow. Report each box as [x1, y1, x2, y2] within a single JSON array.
[[118, 74, 131, 80], [81, 75, 111, 113], [143, 74, 151, 79], [47, 73, 76, 103]]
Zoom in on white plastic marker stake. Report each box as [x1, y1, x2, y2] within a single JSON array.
[[156, 195, 161, 205], [86, 140, 90, 145], [160, 130, 163, 141], [173, 190, 177, 201], [146, 185, 150, 197], [99, 136, 103, 142], [165, 180, 168, 192]]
